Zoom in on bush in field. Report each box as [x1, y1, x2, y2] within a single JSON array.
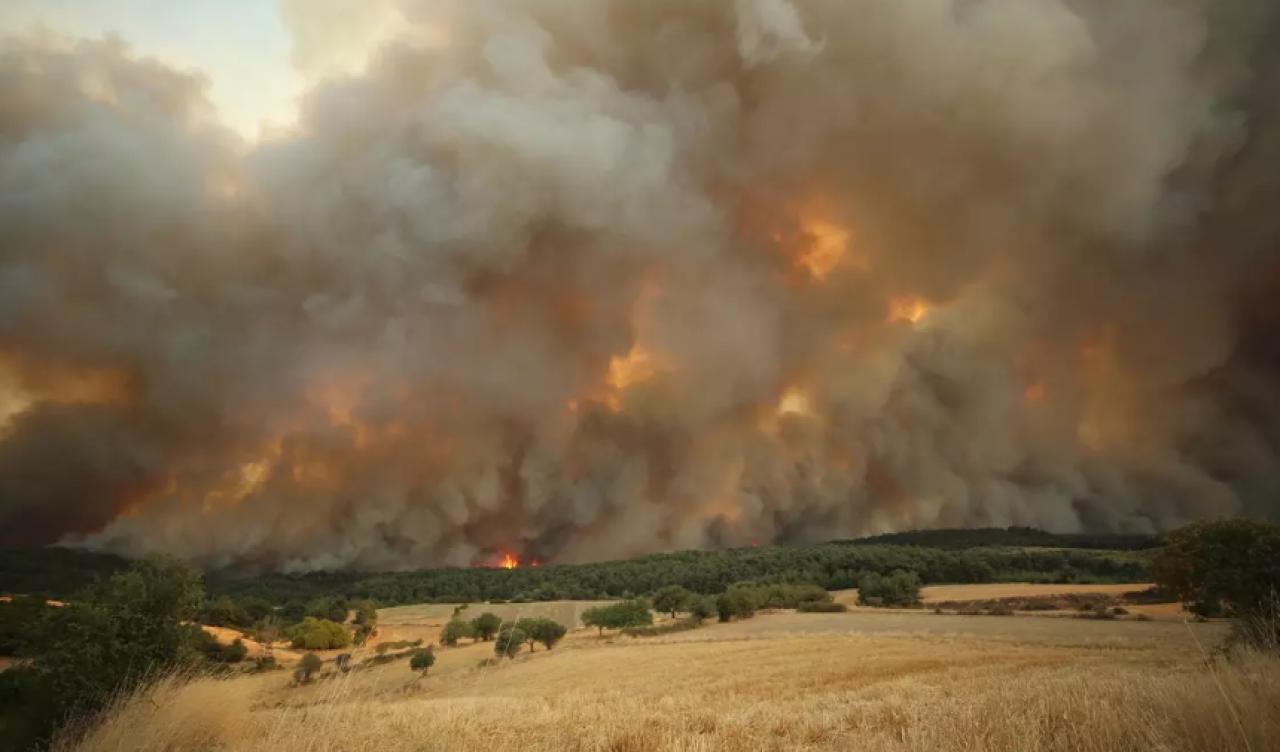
[[624, 616, 703, 637], [652, 585, 693, 618], [857, 570, 923, 608], [410, 649, 436, 675], [581, 599, 653, 635], [440, 618, 475, 647], [495, 627, 526, 658], [297, 653, 323, 684], [288, 618, 351, 650], [797, 601, 848, 613], [470, 612, 503, 641]]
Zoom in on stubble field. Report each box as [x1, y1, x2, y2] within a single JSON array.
[[60, 585, 1276, 752]]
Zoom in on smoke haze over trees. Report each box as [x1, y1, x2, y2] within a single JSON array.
[[1, 0, 1279, 572]]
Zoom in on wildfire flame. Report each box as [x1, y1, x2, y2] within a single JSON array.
[[498, 552, 518, 569]]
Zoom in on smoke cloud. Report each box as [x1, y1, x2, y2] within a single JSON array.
[[1, 0, 1278, 571]]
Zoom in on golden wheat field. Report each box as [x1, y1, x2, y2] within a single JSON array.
[[57, 602, 1278, 752]]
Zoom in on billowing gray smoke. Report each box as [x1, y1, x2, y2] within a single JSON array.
[[1, 0, 1278, 572]]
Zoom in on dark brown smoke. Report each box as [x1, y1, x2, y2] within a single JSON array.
[[1, 0, 1279, 571]]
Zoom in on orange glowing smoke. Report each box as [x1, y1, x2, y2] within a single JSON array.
[[797, 217, 853, 280], [777, 385, 813, 417], [887, 296, 931, 325]]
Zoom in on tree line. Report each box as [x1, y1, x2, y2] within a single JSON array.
[[204, 542, 1145, 608], [1, 528, 1154, 606]]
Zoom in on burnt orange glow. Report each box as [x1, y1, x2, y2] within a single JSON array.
[[498, 552, 518, 569], [887, 296, 930, 325]]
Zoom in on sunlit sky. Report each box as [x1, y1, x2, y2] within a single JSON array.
[[0, 0, 302, 137]]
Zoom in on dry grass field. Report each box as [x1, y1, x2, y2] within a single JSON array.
[[57, 597, 1276, 752]]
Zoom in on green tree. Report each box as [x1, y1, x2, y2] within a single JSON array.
[[0, 555, 206, 751], [287, 618, 352, 650], [652, 585, 693, 618], [305, 597, 350, 623], [581, 599, 653, 636], [523, 618, 568, 651], [440, 618, 476, 647], [297, 653, 323, 683], [857, 570, 922, 608], [715, 585, 758, 622], [239, 597, 275, 623], [495, 626, 526, 658], [410, 649, 436, 675], [1152, 518, 1280, 631], [470, 612, 503, 641], [353, 600, 379, 627], [202, 596, 251, 628], [689, 596, 716, 623]]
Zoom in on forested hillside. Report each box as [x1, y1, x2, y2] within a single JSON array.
[[1, 528, 1152, 605]]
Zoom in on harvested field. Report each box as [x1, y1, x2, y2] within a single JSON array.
[[59, 608, 1271, 752]]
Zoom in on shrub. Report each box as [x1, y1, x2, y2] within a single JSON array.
[[470, 612, 503, 641], [1111, 606, 1130, 616], [297, 653, 323, 683], [797, 601, 848, 613], [857, 570, 923, 608], [495, 627, 526, 658], [624, 616, 703, 637], [440, 618, 476, 647], [287, 618, 351, 650], [986, 604, 1015, 617], [410, 649, 436, 675]]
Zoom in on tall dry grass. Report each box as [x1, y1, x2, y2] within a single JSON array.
[[55, 625, 1279, 752]]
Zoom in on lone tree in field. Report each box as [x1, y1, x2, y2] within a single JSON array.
[[495, 626, 526, 658], [581, 599, 653, 636], [440, 618, 476, 647], [1152, 518, 1280, 645], [471, 612, 503, 641], [410, 649, 436, 676], [652, 585, 693, 618], [525, 618, 568, 651]]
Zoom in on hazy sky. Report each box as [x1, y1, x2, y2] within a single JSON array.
[[0, 0, 300, 137]]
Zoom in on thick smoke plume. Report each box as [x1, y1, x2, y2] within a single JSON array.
[[1, 0, 1279, 571]]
